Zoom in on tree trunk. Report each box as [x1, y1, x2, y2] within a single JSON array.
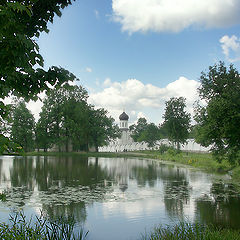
[[177, 141, 180, 151]]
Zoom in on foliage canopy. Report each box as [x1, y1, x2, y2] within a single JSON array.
[[163, 97, 191, 150], [195, 62, 240, 164]]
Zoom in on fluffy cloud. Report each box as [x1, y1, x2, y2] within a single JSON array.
[[220, 35, 240, 62], [112, 0, 240, 33], [88, 77, 200, 124]]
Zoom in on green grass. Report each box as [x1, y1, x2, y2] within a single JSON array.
[[0, 212, 88, 240], [131, 149, 240, 179], [141, 222, 240, 240]]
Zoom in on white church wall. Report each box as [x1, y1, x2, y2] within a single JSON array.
[[99, 111, 211, 153]]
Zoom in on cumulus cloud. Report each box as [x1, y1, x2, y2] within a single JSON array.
[[220, 35, 240, 62], [112, 0, 240, 33], [88, 77, 200, 124], [86, 67, 92, 73]]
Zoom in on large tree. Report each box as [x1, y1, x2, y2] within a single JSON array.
[[10, 101, 35, 152], [0, 0, 77, 153], [36, 84, 120, 152], [0, 0, 77, 104], [163, 97, 191, 150], [37, 83, 89, 152], [195, 62, 240, 164], [89, 107, 120, 152]]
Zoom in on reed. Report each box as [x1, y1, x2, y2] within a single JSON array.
[[0, 212, 88, 240]]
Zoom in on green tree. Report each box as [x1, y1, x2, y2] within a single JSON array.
[[129, 117, 148, 142], [35, 107, 52, 152], [10, 101, 35, 152], [163, 97, 191, 150], [138, 123, 160, 147], [130, 118, 160, 147], [195, 62, 240, 164], [89, 108, 120, 152], [37, 84, 89, 152], [0, 0, 77, 153], [0, 0, 77, 105]]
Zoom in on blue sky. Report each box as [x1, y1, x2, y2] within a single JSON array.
[[33, 0, 240, 124]]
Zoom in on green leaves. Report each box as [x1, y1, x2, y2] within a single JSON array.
[[10, 101, 35, 152], [163, 97, 191, 149], [36, 84, 119, 152], [0, 0, 76, 153], [130, 118, 160, 147], [195, 62, 240, 164]]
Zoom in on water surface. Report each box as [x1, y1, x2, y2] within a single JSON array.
[[0, 155, 240, 240]]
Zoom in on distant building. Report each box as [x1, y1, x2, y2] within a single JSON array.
[[99, 111, 149, 152], [118, 111, 134, 145], [99, 111, 211, 153]]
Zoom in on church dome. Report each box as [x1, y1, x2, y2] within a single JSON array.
[[119, 111, 129, 121]]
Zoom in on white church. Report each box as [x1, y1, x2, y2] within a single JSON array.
[[99, 111, 210, 152]]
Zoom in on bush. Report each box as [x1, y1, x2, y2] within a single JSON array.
[[158, 144, 169, 154], [167, 147, 181, 156]]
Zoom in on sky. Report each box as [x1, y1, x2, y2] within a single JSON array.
[[28, 0, 240, 125]]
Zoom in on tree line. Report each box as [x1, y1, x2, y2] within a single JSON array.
[[130, 62, 240, 165], [0, 1, 239, 164], [6, 84, 120, 153]]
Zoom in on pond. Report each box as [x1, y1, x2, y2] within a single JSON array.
[[0, 155, 240, 240]]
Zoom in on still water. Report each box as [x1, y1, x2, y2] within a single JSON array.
[[0, 155, 240, 240]]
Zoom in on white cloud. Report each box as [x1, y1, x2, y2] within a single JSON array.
[[86, 67, 92, 73], [112, 0, 240, 33], [88, 77, 200, 124], [219, 35, 240, 62]]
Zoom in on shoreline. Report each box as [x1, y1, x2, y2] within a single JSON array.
[[19, 150, 240, 182]]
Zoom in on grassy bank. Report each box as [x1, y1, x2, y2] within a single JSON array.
[[142, 222, 240, 240], [24, 150, 240, 181], [133, 150, 240, 181]]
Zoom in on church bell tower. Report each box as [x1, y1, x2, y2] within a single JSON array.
[[119, 111, 129, 130]]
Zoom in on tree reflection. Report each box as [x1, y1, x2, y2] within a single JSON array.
[[162, 166, 190, 218], [131, 162, 158, 187], [42, 201, 87, 224], [195, 181, 240, 229], [0, 156, 114, 224]]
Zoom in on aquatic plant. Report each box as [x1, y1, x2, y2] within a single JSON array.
[[0, 212, 88, 240]]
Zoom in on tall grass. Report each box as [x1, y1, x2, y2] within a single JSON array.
[[141, 222, 240, 240], [0, 212, 88, 240]]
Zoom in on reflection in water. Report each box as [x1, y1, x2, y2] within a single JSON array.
[[163, 167, 190, 218], [0, 156, 240, 240], [195, 181, 240, 229]]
